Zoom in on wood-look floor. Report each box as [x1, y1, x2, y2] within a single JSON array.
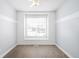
[[4, 45, 68, 58]]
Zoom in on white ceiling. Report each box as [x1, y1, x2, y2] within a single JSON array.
[[7, 0, 64, 11]]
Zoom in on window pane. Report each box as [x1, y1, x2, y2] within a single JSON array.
[[24, 14, 48, 38]]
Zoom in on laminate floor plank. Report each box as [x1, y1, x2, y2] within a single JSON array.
[[4, 45, 68, 58]]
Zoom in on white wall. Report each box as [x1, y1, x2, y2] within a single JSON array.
[[0, 0, 16, 57], [56, 0, 79, 58], [16, 11, 55, 45]]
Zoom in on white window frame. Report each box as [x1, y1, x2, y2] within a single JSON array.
[[24, 13, 49, 40]]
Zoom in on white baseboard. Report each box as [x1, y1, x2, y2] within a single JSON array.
[[17, 42, 56, 45], [0, 44, 16, 58], [56, 44, 73, 58], [17, 41, 56, 45]]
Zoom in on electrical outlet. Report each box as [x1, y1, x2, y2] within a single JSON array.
[[61, 40, 64, 44]]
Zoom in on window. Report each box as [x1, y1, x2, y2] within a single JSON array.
[[24, 14, 48, 39]]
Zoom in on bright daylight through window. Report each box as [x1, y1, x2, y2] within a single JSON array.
[[24, 14, 48, 40]]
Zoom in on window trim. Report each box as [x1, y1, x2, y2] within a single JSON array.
[[24, 13, 49, 40]]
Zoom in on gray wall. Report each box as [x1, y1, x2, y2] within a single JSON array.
[[0, 0, 16, 57], [16, 11, 55, 45], [56, 0, 79, 58]]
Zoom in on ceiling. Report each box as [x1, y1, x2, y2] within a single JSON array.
[[7, 0, 64, 11]]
